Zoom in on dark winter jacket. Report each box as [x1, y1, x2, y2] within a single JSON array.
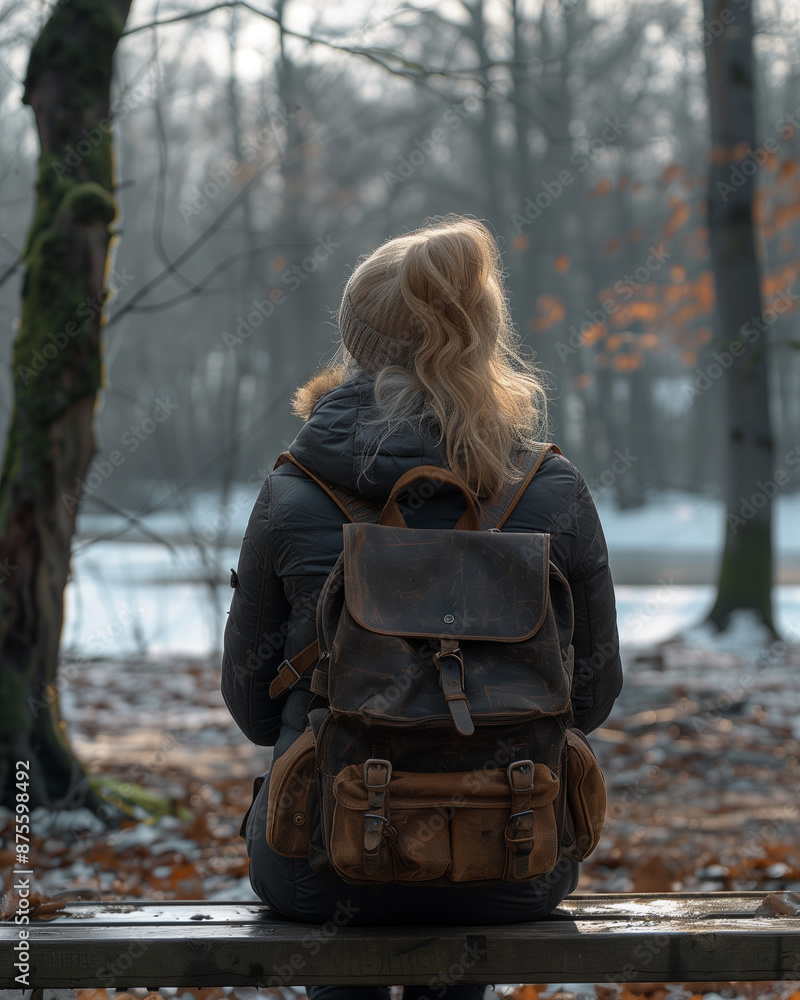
[[221, 375, 623, 761]]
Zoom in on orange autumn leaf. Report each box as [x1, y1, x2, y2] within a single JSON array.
[[582, 322, 607, 345], [778, 159, 798, 181], [662, 163, 683, 183], [682, 350, 697, 366], [670, 265, 686, 282], [638, 332, 662, 350], [606, 344, 641, 370], [619, 173, 631, 189], [664, 201, 690, 237], [270, 256, 285, 272], [554, 253, 570, 274], [590, 177, 612, 197], [762, 149, 779, 171], [575, 372, 593, 391], [510, 986, 548, 1000], [730, 141, 750, 162], [514, 234, 530, 251], [603, 237, 621, 255], [697, 326, 713, 344], [77, 991, 108, 1000]]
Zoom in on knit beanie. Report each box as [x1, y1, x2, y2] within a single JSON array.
[[338, 289, 421, 374]]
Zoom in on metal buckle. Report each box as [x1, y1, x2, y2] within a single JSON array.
[[507, 760, 535, 791], [364, 759, 392, 788], [435, 647, 465, 691], [509, 809, 534, 820], [279, 659, 301, 682], [364, 813, 388, 824]]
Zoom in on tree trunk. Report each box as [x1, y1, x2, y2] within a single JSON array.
[[0, 0, 133, 810], [702, 0, 776, 633]]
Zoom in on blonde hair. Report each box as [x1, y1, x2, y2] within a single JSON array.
[[292, 215, 549, 500]]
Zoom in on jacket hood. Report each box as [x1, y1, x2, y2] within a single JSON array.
[[287, 374, 453, 500]]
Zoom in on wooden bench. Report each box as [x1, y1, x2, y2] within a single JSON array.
[[3, 893, 800, 990]]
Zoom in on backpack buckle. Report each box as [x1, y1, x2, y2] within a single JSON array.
[[507, 760, 535, 792], [434, 645, 465, 690], [364, 759, 392, 788]]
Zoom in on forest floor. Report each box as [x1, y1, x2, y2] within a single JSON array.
[[4, 640, 800, 1000]]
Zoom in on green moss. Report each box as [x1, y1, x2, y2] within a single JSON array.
[[24, 0, 125, 113], [61, 181, 116, 225]]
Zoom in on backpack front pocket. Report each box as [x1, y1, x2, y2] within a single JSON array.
[[328, 761, 561, 884], [564, 728, 606, 859], [266, 727, 316, 857]]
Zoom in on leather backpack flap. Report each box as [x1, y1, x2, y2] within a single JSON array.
[[327, 523, 572, 726]]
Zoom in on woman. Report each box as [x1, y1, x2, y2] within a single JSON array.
[[222, 215, 623, 1000]]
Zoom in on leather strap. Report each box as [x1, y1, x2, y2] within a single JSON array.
[[505, 760, 536, 878], [362, 759, 392, 874], [275, 452, 384, 522], [267, 452, 382, 699], [479, 443, 562, 530], [435, 639, 474, 736], [268, 641, 321, 699]]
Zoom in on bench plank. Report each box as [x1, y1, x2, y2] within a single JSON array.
[[2, 894, 799, 989]]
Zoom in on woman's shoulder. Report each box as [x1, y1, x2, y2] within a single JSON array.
[[505, 450, 584, 523]]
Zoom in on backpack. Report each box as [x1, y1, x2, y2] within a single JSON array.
[[263, 445, 606, 885]]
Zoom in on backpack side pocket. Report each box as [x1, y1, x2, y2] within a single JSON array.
[[266, 727, 316, 857], [564, 728, 606, 860]]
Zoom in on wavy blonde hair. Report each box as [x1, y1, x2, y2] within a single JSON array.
[[292, 215, 549, 500]]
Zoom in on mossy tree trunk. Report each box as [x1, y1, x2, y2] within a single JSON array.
[[0, 0, 133, 810], [703, 0, 776, 634]]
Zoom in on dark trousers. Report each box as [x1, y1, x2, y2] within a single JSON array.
[[244, 771, 580, 1000]]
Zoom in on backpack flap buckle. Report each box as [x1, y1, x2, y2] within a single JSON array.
[[435, 641, 474, 737], [363, 759, 392, 873]]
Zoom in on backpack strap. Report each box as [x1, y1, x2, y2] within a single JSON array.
[[273, 451, 383, 523], [268, 452, 382, 700], [478, 443, 562, 530]]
